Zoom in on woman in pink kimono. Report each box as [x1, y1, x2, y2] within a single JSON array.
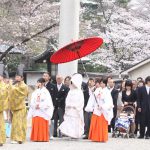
[[59, 73, 84, 138]]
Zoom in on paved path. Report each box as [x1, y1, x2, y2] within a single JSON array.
[[1, 135, 150, 150]]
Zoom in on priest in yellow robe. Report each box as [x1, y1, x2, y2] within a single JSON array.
[[0, 75, 9, 147], [9, 74, 28, 144]]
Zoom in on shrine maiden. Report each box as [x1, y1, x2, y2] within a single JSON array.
[[88, 78, 113, 142], [28, 78, 54, 142]]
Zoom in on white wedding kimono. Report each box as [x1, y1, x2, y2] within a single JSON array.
[[86, 87, 113, 125], [59, 88, 84, 138], [28, 87, 54, 121]]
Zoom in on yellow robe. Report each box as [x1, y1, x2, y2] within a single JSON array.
[[0, 81, 9, 112], [9, 81, 28, 111], [0, 81, 8, 144], [0, 112, 6, 144], [10, 81, 28, 142]]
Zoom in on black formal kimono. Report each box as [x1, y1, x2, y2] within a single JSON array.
[[137, 86, 150, 138], [53, 84, 69, 137]]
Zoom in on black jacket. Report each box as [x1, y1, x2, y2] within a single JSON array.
[[137, 86, 150, 114], [111, 88, 119, 109], [54, 84, 69, 109], [45, 81, 56, 105], [122, 90, 137, 103], [82, 82, 89, 108]]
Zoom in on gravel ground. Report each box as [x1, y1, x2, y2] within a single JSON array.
[[1, 132, 150, 150]]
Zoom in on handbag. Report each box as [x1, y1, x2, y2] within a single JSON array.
[[85, 87, 101, 112], [85, 93, 95, 112], [5, 122, 11, 138]]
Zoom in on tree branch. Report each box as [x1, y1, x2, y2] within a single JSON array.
[[0, 22, 59, 61], [30, 0, 45, 16]]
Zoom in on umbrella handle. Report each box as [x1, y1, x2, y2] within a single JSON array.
[[77, 51, 88, 78]]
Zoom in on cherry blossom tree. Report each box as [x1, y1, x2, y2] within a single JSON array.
[[80, 0, 150, 72], [0, 0, 60, 60], [0, 0, 150, 73]]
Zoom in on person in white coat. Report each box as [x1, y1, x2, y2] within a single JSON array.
[[88, 78, 113, 142], [59, 73, 84, 138], [28, 78, 54, 142]]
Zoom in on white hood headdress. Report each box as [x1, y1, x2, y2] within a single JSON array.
[[71, 73, 83, 89]]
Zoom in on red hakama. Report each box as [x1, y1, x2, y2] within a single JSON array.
[[88, 114, 108, 142], [31, 116, 49, 142]]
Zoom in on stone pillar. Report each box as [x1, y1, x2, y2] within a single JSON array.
[[58, 0, 80, 77]]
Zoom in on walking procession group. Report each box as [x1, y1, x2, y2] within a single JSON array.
[[0, 70, 150, 147], [0, 73, 28, 146]]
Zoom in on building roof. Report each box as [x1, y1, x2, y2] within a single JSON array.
[[0, 44, 24, 54], [32, 49, 54, 63], [24, 70, 46, 73], [121, 57, 150, 74], [32, 49, 91, 64], [32, 43, 57, 63]]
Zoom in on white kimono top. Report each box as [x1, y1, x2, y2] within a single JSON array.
[[28, 87, 54, 121], [65, 88, 84, 122], [87, 87, 114, 124], [59, 88, 84, 138]]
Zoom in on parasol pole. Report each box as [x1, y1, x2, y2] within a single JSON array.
[[77, 51, 88, 78]]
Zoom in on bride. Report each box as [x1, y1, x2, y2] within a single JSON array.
[[59, 73, 84, 138]]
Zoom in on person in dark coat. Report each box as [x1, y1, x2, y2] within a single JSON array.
[[122, 80, 137, 105], [137, 76, 150, 139], [53, 75, 69, 137], [82, 82, 89, 109], [82, 80, 89, 139], [108, 79, 119, 132], [132, 80, 140, 135], [43, 72, 56, 105], [43, 72, 56, 139], [83, 78, 95, 139], [122, 80, 137, 138]]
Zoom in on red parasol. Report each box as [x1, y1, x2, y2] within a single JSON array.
[[50, 37, 103, 76], [50, 37, 103, 64]]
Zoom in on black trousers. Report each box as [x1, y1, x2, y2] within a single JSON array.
[[84, 111, 92, 137], [134, 108, 140, 134], [53, 107, 64, 137], [109, 108, 117, 132], [140, 108, 150, 137]]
